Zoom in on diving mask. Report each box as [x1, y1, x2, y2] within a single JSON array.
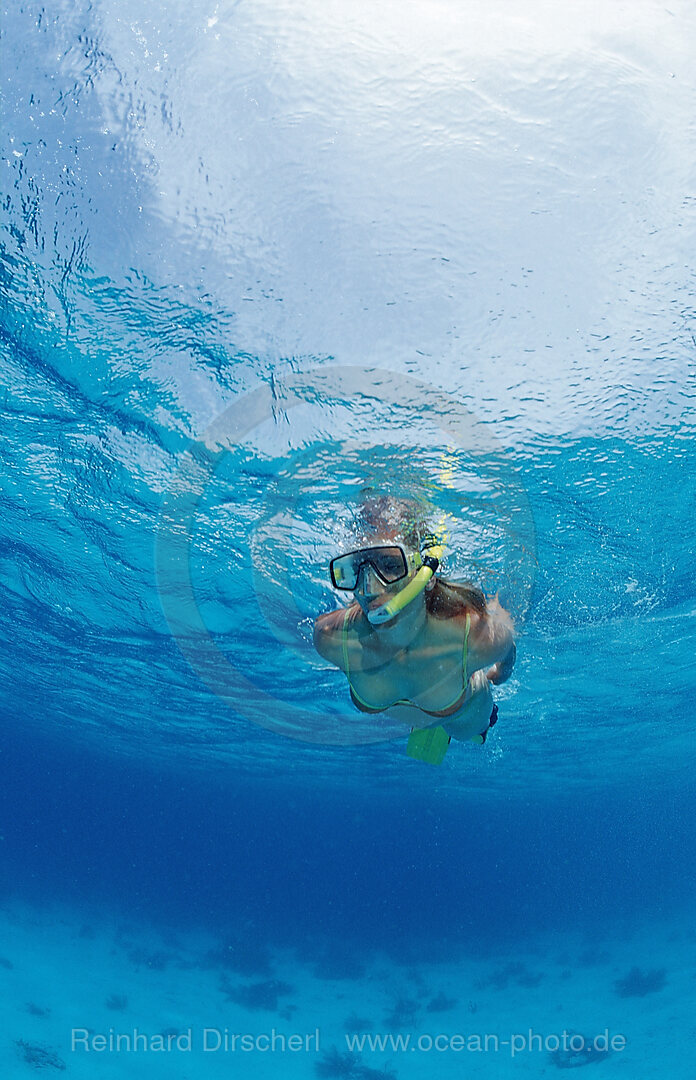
[[329, 545, 422, 592], [329, 541, 442, 625]]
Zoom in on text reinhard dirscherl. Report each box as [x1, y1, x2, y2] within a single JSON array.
[[70, 1027, 627, 1058], [71, 1028, 320, 1053]]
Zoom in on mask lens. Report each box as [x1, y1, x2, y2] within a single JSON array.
[[330, 546, 408, 590], [371, 548, 407, 583]]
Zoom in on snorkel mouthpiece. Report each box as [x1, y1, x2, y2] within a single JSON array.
[[366, 547, 442, 626]]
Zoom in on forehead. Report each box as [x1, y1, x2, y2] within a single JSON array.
[[364, 533, 402, 546]]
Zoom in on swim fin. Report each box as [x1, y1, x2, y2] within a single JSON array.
[[406, 725, 451, 765]]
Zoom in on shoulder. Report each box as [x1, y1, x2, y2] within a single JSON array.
[[313, 605, 361, 668]]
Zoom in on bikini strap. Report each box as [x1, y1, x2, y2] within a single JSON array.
[[462, 611, 470, 685], [342, 607, 377, 711], [342, 606, 352, 680]]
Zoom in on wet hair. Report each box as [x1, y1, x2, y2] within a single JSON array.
[[355, 492, 423, 549], [426, 577, 487, 619], [356, 491, 487, 619]]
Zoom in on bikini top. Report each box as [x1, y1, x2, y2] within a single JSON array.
[[341, 607, 470, 717]]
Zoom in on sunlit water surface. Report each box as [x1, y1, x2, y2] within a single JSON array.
[[2, 0, 696, 797]]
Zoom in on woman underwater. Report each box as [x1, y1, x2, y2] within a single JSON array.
[[313, 497, 516, 762]]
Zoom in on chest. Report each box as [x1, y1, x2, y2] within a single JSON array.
[[347, 637, 468, 711]]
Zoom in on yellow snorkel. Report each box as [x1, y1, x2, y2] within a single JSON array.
[[366, 526, 448, 626]]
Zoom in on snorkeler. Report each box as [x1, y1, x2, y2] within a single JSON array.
[[313, 497, 516, 763]]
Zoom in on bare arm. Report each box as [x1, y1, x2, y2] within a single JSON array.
[[485, 641, 516, 685], [469, 594, 516, 683], [313, 608, 349, 670]]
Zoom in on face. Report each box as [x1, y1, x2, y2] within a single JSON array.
[[351, 539, 420, 618]]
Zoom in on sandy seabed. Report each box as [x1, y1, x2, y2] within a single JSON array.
[[1, 898, 692, 1079]]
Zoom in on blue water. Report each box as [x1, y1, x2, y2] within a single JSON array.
[[2, 1, 696, 1076]]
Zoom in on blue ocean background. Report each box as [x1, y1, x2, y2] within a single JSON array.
[[2, 1, 696, 1076]]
